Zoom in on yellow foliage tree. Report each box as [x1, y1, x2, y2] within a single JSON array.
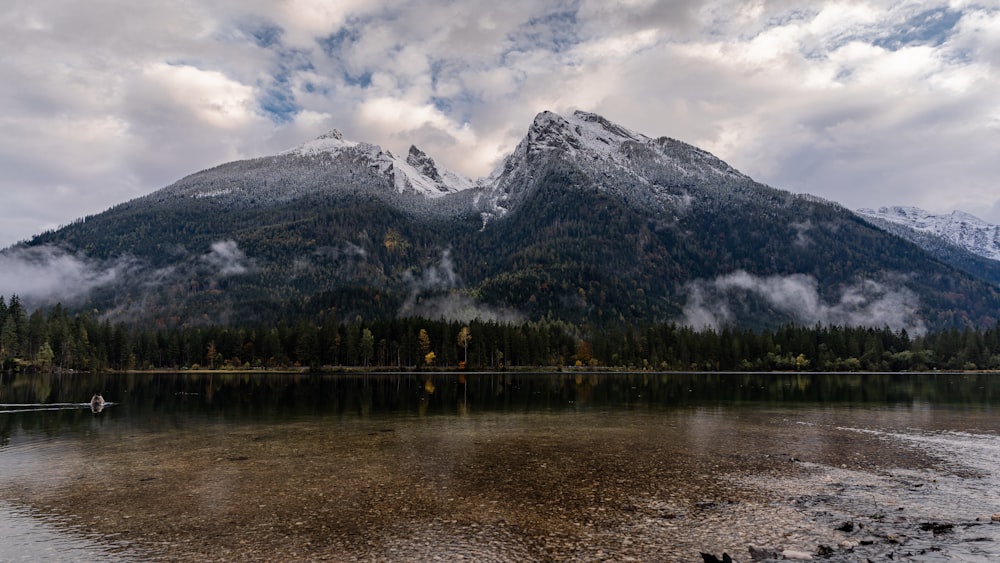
[[457, 326, 471, 366], [383, 229, 410, 254], [418, 329, 431, 356]]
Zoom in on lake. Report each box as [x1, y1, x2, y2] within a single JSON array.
[[2, 371, 1000, 561]]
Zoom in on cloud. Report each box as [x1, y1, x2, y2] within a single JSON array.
[[0, 245, 136, 306], [201, 240, 253, 275], [401, 293, 526, 324], [140, 63, 259, 129], [2, 0, 1000, 249], [0, 239, 256, 322], [399, 249, 524, 323], [680, 270, 926, 335], [791, 220, 813, 248]]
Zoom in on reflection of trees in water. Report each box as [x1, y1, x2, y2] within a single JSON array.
[[2, 373, 1000, 432]]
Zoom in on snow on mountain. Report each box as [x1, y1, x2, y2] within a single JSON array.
[[282, 130, 473, 197], [478, 109, 748, 221], [281, 129, 359, 155], [167, 110, 753, 217], [856, 206, 1000, 261], [405, 145, 474, 193]]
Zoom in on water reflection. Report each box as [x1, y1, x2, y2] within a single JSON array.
[[2, 371, 999, 450], [2, 371, 1000, 561], [3, 371, 998, 424]]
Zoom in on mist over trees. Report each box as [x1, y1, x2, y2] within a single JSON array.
[[3, 294, 1000, 373]]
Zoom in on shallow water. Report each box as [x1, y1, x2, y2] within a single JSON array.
[[2, 371, 1000, 561]]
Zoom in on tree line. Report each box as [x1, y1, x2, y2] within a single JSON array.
[[3, 294, 1000, 373]]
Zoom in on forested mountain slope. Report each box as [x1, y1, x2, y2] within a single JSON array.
[[14, 111, 1000, 331]]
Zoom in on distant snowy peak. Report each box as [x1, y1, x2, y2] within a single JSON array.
[[857, 206, 1000, 261]]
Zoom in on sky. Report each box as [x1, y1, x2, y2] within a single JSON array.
[[1, 0, 999, 249]]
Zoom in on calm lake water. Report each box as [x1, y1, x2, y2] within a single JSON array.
[[2, 371, 1000, 561]]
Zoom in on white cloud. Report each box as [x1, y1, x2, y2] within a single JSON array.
[[680, 270, 926, 335], [398, 250, 524, 323], [202, 240, 252, 276], [0, 245, 135, 306], [141, 63, 258, 129]]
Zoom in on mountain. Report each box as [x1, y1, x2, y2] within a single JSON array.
[[856, 206, 1000, 285], [856, 206, 1000, 261], [477, 111, 745, 222], [11, 111, 1000, 331]]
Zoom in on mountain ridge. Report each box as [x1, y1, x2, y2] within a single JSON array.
[[8, 110, 1000, 331], [856, 206, 1000, 261]]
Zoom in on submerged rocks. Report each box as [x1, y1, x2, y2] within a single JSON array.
[[746, 544, 813, 561], [704, 545, 819, 562], [835, 521, 854, 532], [748, 544, 780, 560], [702, 544, 823, 562], [919, 522, 954, 535]]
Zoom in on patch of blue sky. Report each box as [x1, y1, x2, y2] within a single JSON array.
[[343, 71, 372, 88], [873, 7, 963, 51], [259, 88, 298, 123], [430, 94, 475, 125], [302, 81, 331, 96], [242, 29, 315, 123], [430, 96, 451, 114], [316, 25, 372, 89], [317, 27, 361, 58], [507, 6, 580, 55], [429, 58, 449, 86], [245, 22, 284, 49]]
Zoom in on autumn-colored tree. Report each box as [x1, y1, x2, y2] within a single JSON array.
[[574, 340, 594, 366], [424, 350, 436, 366], [795, 353, 810, 371], [457, 326, 472, 367], [418, 329, 431, 356], [383, 229, 410, 254]]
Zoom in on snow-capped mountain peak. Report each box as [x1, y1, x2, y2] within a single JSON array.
[[281, 129, 359, 156], [281, 131, 472, 197], [856, 206, 1000, 261], [522, 110, 650, 161], [477, 109, 749, 222], [405, 145, 474, 194]]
